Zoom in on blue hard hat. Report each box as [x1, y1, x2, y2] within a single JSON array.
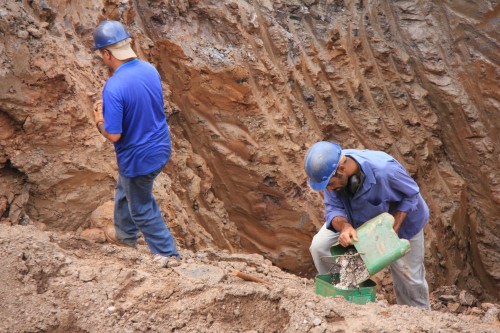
[[304, 141, 342, 191], [93, 20, 131, 50]]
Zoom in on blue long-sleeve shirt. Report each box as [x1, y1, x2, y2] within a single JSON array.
[[324, 149, 429, 239]]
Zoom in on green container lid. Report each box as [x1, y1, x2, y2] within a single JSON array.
[[315, 274, 376, 304], [330, 213, 410, 276]]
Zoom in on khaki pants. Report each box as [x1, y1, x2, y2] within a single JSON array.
[[310, 224, 430, 309]]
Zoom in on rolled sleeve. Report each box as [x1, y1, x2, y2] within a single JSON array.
[[388, 162, 420, 213], [396, 193, 419, 212]]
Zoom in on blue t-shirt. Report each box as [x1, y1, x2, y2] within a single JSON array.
[[102, 59, 171, 177], [324, 149, 429, 239]]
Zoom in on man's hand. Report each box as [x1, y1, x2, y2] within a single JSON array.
[[330, 216, 358, 247], [93, 100, 104, 125], [338, 224, 358, 247]]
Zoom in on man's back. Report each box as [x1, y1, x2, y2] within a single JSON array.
[[325, 149, 429, 239], [103, 59, 171, 177]]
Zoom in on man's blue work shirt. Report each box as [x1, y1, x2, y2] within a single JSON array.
[[324, 149, 429, 240], [102, 59, 171, 177]]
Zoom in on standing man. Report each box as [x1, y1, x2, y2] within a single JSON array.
[[92, 20, 180, 266], [304, 141, 430, 309]]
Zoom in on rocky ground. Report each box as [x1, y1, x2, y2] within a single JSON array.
[[1, 223, 498, 333]]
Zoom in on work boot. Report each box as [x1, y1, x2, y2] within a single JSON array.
[[103, 225, 135, 248], [153, 254, 181, 268]]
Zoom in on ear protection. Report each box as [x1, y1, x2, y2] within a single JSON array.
[[347, 171, 365, 195]]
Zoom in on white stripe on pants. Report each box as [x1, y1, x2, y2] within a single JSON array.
[[310, 224, 430, 309]]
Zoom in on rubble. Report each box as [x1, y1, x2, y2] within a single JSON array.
[[431, 285, 500, 323], [334, 248, 371, 290], [1, 223, 499, 333]]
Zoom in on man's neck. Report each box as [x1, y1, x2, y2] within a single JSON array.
[[110, 57, 136, 72]]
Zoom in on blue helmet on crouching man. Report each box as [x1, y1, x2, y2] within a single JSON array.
[[304, 141, 342, 191]]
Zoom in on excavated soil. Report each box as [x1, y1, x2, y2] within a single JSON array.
[[1, 223, 499, 333], [0, 0, 499, 332]]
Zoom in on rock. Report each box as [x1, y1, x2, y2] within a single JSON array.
[[377, 300, 389, 308], [438, 294, 458, 303], [447, 302, 460, 313], [458, 290, 476, 307], [431, 302, 447, 312], [90, 201, 115, 229], [152, 255, 170, 268], [482, 307, 499, 324], [27, 27, 43, 38], [78, 267, 96, 282], [17, 30, 29, 39], [80, 228, 106, 243], [466, 307, 483, 316], [0, 196, 7, 216], [34, 221, 47, 231], [481, 303, 498, 311]]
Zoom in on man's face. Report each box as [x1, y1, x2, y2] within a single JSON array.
[[99, 49, 112, 67], [98, 49, 115, 76], [325, 155, 348, 192]]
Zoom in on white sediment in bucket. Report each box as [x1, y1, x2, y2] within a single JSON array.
[[334, 248, 370, 290]]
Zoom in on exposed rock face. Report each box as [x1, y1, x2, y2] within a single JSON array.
[[0, 0, 498, 301]]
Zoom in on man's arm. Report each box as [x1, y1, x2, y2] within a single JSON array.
[[96, 122, 121, 143], [331, 216, 358, 247], [94, 100, 121, 143], [386, 160, 421, 233], [324, 190, 358, 247], [392, 211, 408, 234]]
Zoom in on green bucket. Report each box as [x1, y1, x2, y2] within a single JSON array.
[[330, 213, 410, 276], [315, 274, 376, 304]]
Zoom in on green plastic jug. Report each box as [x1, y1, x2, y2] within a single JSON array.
[[330, 212, 410, 276]]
